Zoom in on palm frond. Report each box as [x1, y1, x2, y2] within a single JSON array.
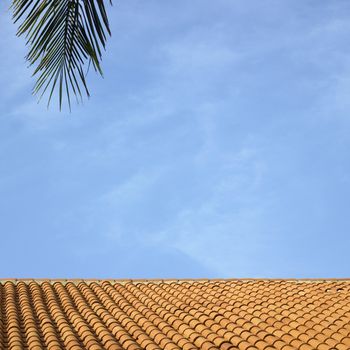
[[12, 0, 112, 110]]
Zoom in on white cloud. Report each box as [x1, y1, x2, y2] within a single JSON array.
[[101, 166, 167, 205]]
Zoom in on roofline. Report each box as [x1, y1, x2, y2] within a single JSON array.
[[0, 278, 350, 285]]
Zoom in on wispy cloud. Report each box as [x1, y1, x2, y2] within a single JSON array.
[[1, 0, 350, 277], [151, 146, 271, 276]]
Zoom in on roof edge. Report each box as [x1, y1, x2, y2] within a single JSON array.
[[0, 278, 350, 285]]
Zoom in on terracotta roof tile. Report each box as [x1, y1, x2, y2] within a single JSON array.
[[0, 279, 350, 349]]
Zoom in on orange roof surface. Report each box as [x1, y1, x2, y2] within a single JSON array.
[[0, 279, 349, 350]]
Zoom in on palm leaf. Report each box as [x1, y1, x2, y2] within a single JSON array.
[[12, 0, 112, 110]]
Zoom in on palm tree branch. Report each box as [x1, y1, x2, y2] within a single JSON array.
[[12, 0, 112, 110]]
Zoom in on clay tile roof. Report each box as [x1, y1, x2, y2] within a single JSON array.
[[0, 279, 350, 349]]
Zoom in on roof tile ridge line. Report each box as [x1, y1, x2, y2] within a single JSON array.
[[1, 278, 350, 281], [1, 278, 350, 285], [2, 277, 350, 280]]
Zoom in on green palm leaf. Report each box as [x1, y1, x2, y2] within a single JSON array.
[[12, 0, 112, 109]]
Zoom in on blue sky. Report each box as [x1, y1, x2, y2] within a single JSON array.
[[0, 0, 349, 278]]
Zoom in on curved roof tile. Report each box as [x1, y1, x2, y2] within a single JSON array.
[[0, 279, 349, 349]]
